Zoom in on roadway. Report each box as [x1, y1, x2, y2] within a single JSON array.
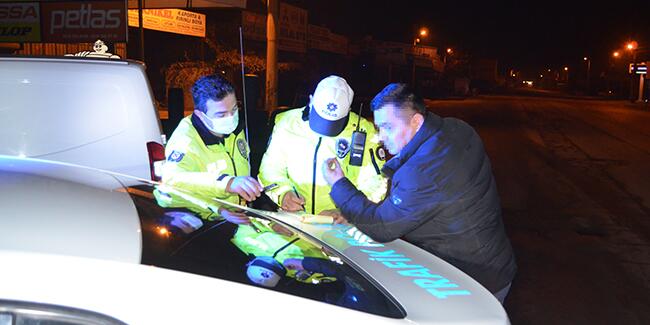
[[426, 92, 650, 324]]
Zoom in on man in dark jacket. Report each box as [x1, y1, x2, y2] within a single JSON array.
[[322, 83, 517, 303]]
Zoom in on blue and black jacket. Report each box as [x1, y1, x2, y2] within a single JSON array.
[[330, 112, 517, 293]]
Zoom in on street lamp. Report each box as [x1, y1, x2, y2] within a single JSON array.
[[626, 41, 638, 51], [584, 57, 591, 93], [609, 50, 625, 97], [442, 47, 453, 68], [626, 40, 638, 101], [563, 66, 569, 84], [412, 27, 429, 86], [413, 27, 429, 45]]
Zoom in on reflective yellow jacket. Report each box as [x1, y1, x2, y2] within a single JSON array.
[[154, 114, 249, 220], [259, 107, 387, 215], [231, 218, 333, 283]]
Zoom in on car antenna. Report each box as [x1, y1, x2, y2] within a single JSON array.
[[238, 26, 251, 170], [356, 102, 363, 131]]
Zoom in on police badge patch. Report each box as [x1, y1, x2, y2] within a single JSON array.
[[376, 146, 387, 161], [237, 138, 248, 159], [167, 150, 185, 162], [336, 138, 350, 159]]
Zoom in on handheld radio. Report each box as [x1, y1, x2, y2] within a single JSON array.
[[349, 103, 366, 166]]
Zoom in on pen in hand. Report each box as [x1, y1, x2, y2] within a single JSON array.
[[262, 183, 278, 192], [292, 186, 306, 212]]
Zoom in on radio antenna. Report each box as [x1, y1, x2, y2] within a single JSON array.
[[356, 103, 363, 131]]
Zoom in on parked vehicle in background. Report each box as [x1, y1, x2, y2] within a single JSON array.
[[0, 56, 166, 180]]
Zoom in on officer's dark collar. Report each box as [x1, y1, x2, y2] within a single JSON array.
[[382, 112, 442, 177], [191, 113, 243, 146]]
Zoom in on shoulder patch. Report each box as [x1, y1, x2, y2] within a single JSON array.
[[237, 138, 248, 159], [336, 138, 350, 159], [167, 150, 185, 162], [376, 146, 387, 161]]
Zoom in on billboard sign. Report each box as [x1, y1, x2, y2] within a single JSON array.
[[0, 1, 127, 43], [128, 8, 205, 37], [41, 1, 127, 43], [0, 2, 41, 42]]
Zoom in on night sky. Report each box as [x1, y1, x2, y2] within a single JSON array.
[[286, 0, 650, 75]]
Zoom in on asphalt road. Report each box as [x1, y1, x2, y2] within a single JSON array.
[[426, 93, 650, 324]]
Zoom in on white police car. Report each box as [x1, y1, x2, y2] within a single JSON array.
[[0, 155, 509, 324]]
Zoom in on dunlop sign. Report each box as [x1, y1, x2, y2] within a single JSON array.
[[0, 2, 41, 42], [1, 1, 127, 43]]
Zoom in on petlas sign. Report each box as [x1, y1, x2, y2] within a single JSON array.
[[40, 1, 127, 43]]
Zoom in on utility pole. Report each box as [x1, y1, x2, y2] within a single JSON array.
[[638, 73, 645, 102], [138, 0, 145, 61], [626, 41, 638, 102], [630, 50, 637, 102], [584, 57, 591, 94], [265, 0, 279, 112], [411, 42, 417, 86], [411, 27, 428, 87]]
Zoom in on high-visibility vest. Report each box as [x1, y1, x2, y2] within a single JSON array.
[[259, 108, 387, 215], [154, 115, 249, 220]]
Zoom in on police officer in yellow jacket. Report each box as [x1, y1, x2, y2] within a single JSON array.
[[155, 74, 262, 224], [259, 75, 387, 218]]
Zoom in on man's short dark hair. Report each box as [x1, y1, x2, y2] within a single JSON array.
[[370, 83, 426, 115], [191, 74, 235, 112]]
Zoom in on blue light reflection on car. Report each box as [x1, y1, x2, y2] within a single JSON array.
[[329, 226, 472, 299]]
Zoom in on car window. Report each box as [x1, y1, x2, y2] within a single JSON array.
[[124, 184, 405, 319]]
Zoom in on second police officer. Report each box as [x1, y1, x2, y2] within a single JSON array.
[[259, 75, 387, 219]]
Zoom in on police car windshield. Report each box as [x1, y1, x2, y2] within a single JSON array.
[[123, 183, 405, 319]]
